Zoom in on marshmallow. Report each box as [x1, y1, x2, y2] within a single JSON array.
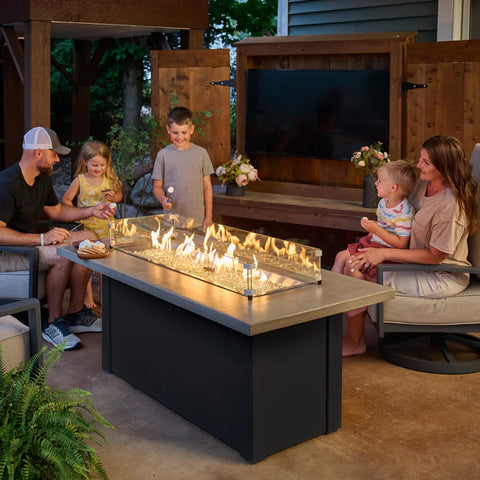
[[78, 239, 92, 249], [167, 186, 174, 194], [109, 202, 117, 209]]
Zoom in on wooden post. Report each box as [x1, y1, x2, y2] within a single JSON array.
[[23, 20, 51, 129], [180, 29, 204, 49], [2, 44, 24, 167]]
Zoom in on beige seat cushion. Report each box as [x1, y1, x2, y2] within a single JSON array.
[[0, 315, 30, 371], [369, 278, 480, 326]]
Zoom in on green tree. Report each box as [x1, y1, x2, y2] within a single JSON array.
[[205, 0, 277, 47], [51, 38, 153, 139]]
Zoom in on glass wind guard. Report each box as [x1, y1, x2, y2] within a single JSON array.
[[110, 214, 322, 298]]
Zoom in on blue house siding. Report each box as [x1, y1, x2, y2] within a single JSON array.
[[286, 0, 438, 43]]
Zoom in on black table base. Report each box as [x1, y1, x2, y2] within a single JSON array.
[[102, 277, 342, 463]]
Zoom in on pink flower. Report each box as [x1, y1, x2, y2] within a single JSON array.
[[361, 146, 369, 151], [376, 152, 384, 160], [247, 169, 258, 181], [236, 174, 248, 186], [240, 163, 251, 173]]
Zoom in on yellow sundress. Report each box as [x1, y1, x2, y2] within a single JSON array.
[[77, 174, 113, 239]]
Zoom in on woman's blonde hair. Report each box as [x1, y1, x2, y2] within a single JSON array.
[[75, 140, 122, 192]]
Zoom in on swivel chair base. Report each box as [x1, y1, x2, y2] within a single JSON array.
[[380, 333, 480, 374]]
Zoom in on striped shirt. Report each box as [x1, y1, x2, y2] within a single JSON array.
[[372, 197, 414, 247]]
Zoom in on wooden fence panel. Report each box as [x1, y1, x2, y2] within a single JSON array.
[[151, 49, 230, 167], [405, 40, 480, 158]]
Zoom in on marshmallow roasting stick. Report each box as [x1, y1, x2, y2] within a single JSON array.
[[69, 223, 83, 233]]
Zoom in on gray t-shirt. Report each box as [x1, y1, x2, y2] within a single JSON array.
[[152, 143, 214, 223]]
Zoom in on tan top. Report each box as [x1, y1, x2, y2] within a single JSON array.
[[409, 179, 470, 271]]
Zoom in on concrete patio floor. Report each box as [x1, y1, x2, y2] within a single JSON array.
[[45, 315, 480, 480]]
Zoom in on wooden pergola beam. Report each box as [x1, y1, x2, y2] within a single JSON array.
[[1, 25, 24, 84]]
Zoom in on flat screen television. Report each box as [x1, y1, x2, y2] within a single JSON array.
[[245, 69, 390, 161]]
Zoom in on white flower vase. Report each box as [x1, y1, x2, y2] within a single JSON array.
[[226, 183, 245, 197], [362, 173, 378, 208]]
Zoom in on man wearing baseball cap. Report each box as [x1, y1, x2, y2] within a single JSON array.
[[0, 126, 117, 350]]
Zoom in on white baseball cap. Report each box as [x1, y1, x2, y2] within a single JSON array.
[[22, 127, 71, 155]]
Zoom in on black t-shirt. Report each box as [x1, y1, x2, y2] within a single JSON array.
[[0, 163, 58, 233]]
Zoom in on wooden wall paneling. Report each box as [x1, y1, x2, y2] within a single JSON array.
[[464, 62, 480, 150], [189, 66, 230, 167], [152, 65, 182, 157], [252, 156, 363, 187], [405, 40, 480, 159], [151, 49, 230, 166], [424, 65, 439, 143], [152, 49, 230, 68], [404, 64, 428, 161], [435, 62, 465, 138], [303, 55, 330, 69], [24, 20, 50, 129], [289, 55, 305, 69]]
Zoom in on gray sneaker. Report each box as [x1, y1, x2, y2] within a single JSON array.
[[42, 318, 82, 350], [65, 306, 102, 333]]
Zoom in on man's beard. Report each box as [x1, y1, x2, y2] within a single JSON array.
[[38, 166, 53, 176]]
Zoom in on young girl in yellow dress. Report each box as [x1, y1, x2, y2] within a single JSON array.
[[62, 141, 123, 307]]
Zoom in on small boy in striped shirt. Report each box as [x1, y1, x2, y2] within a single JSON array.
[[332, 159, 418, 281]]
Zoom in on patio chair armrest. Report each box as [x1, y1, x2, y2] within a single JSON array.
[[376, 262, 480, 284], [0, 245, 40, 298], [0, 298, 42, 359]]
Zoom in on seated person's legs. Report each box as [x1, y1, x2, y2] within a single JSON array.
[[41, 229, 102, 350], [62, 230, 102, 333], [343, 306, 368, 357]]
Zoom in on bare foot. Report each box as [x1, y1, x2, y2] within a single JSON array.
[[84, 297, 97, 309], [84, 280, 97, 309], [342, 337, 367, 357]]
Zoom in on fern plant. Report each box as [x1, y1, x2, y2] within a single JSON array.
[[0, 345, 113, 480]]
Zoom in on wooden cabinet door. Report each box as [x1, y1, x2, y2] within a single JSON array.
[[404, 40, 480, 160], [151, 49, 231, 168]]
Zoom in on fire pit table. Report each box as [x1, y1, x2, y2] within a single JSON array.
[[57, 216, 393, 463]]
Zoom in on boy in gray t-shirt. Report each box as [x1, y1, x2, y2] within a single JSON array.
[[152, 107, 214, 229]]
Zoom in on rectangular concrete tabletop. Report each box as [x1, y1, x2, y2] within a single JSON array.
[[58, 245, 394, 336]]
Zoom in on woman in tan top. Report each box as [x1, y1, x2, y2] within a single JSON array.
[[343, 135, 478, 357]]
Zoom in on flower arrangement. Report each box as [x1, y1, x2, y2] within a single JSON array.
[[215, 153, 259, 187], [351, 142, 391, 174]]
